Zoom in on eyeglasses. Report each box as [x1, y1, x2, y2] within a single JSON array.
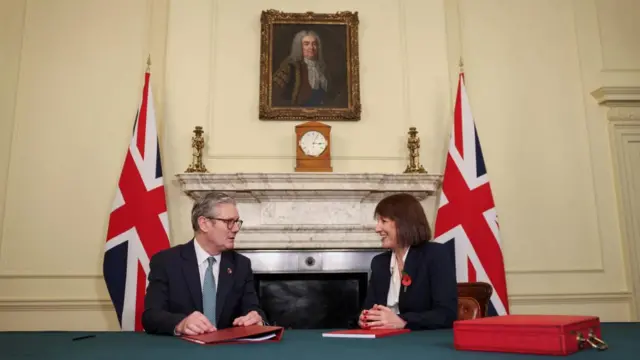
[[206, 217, 243, 230]]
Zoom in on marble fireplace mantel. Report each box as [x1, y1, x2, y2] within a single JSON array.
[[175, 172, 442, 249]]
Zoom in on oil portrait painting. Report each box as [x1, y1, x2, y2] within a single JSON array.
[[259, 10, 361, 120]]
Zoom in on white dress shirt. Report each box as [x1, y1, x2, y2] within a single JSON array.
[[387, 248, 409, 314], [194, 239, 221, 291]]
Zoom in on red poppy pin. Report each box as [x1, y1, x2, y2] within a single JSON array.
[[227, 268, 232, 274], [401, 271, 412, 292]]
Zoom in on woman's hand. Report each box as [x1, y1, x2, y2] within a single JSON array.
[[362, 304, 407, 329], [358, 308, 371, 328]]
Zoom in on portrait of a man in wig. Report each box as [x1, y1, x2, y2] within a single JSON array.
[[271, 29, 347, 108]]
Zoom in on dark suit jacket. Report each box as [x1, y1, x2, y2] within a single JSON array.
[[362, 241, 458, 330], [142, 240, 266, 335]]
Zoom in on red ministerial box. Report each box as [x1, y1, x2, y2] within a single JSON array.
[[454, 314, 608, 356]]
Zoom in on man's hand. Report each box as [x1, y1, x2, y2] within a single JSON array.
[[362, 304, 407, 329], [174, 311, 216, 336], [232, 310, 264, 327]]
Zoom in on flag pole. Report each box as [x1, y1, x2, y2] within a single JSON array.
[[104, 52, 171, 331], [458, 57, 464, 85], [434, 55, 510, 315], [440, 56, 465, 173]]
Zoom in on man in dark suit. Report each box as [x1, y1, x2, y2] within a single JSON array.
[[142, 192, 266, 336]]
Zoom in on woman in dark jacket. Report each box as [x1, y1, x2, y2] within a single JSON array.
[[359, 193, 458, 330]]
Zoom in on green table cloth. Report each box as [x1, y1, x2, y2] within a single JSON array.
[[1, 323, 636, 359]]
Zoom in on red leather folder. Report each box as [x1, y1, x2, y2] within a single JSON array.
[[453, 314, 609, 356], [322, 328, 410, 339], [181, 325, 284, 345]]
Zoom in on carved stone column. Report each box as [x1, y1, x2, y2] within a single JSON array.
[[592, 86, 640, 319]]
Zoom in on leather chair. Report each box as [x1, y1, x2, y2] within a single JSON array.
[[457, 282, 493, 320]]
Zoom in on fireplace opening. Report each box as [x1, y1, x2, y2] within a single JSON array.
[[239, 249, 381, 330], [254, 272, 367, 329]]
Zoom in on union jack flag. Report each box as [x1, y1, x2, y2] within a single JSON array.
[[103, 69, 170, 331], [433, 71, 510, 316]]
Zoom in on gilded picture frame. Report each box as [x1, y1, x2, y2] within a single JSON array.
[[259, 10, 361, 121]]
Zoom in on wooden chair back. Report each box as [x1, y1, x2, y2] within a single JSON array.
[[457, 282, 493, 320]]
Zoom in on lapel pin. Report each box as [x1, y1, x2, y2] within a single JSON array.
[[227, 267, 232, 274], [401, 271, 412, 292]]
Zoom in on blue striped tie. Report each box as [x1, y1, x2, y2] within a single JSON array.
[[202, 256, 217, 326]]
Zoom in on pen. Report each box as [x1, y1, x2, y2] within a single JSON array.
[[72, 335, 96, 341]]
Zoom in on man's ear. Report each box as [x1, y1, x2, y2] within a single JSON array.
[[197, 216, 208, 232]]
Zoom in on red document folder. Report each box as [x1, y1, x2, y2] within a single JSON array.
[[322, 328, 410, 339], [454, 314, 608, 356], [181, 325, 284, 345]]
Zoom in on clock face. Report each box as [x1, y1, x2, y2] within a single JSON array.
[[299, 130, 327, 157]]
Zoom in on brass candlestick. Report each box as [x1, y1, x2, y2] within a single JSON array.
[[403, 127, 427, 174], [185, 126, 208, 173]]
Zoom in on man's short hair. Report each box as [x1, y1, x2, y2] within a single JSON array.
[[191, 192, 237, 232]]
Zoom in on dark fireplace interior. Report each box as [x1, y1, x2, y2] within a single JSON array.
[[254, 272, 368, 329], [240, 248, 381, 330]]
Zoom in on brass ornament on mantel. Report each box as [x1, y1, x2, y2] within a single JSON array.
[[403, 127, 427, 174], [185, 126, 208, 173]]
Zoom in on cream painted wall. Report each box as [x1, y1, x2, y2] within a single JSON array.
[[0, 0, 167, 330], [0, 0, 26, 271], [446, 0, 637, 320], [0, 0, 638, 330]]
